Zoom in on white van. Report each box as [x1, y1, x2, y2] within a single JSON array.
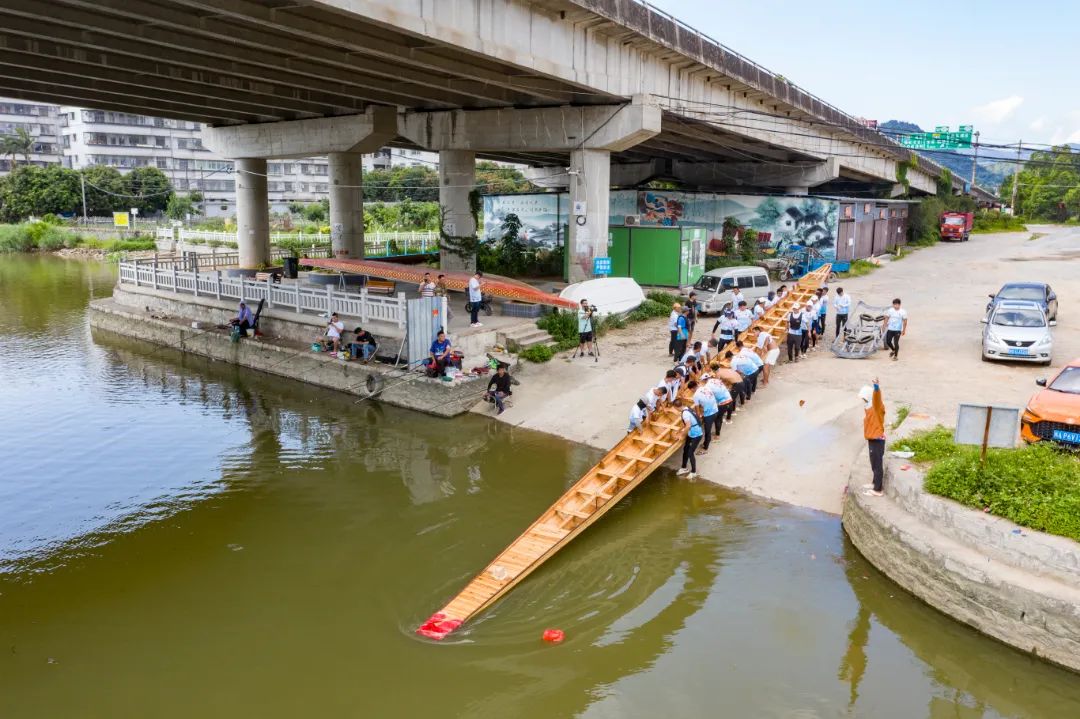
[[683, 266, 772, 314]]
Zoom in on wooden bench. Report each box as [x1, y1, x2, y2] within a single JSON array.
[[366, 279, 396, 295], [255, 271, 281, 283]]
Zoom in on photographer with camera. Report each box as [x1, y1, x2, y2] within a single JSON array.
[[575, 298, 598, 359]]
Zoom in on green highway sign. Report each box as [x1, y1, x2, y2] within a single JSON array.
[[898, 125, 974, 150]]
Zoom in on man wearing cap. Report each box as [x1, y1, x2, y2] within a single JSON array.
[[861, 377, 887, 496], [786, 303, 804, 362], [576, 298, 596, 358], [753, 297, 767, 320], [667, 302, 682, 357], [735, 340, 764, 395], [712, 309, 738, 353]]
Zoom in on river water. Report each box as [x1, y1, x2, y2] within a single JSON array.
[[1, 254, 1078, 718]]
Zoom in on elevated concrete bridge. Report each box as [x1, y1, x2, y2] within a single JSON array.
[[0, 0, 966, 279]]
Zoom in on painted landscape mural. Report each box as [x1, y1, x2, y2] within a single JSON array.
[[482, 190, 841, 261]]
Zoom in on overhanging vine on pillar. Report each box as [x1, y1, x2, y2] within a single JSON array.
[[439, 188, 482, 260]]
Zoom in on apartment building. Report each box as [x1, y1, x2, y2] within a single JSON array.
[[0, 98, 440, 215], [0, 101, 63, 171]]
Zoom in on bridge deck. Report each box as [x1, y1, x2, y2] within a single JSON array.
[[416, 266, 832, 640]]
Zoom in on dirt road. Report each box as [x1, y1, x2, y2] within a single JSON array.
[[481, 224, 1080, 514]]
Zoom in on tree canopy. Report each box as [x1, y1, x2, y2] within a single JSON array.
[[999, 146, 1080, 221], [0, 166, 81, 222]]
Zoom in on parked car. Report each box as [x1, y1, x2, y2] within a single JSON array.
[[980, 300, 1053, 365], [987, 282, 1058, 323], [683, 266, 771, 314], [1021, 359, 1080, 445]]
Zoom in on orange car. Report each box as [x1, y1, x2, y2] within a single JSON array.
[[1021, 358, 1080, 445]]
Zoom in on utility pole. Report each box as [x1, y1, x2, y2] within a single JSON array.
[[969, 130, 980, 193], [80, 172, 88, 223], [1009, 140, 1022, 215]]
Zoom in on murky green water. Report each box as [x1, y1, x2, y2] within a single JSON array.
[[1, 254, 1079, 718]]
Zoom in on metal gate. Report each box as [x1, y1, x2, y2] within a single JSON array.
[[837, 219, 855, 261], [407, 296, 449, 369]]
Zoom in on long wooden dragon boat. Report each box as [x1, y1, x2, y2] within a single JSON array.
[[415, 265, 832, 640], [301, 257, 579, 309]]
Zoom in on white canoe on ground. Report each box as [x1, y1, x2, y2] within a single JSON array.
[[559, 277, 645, 316]]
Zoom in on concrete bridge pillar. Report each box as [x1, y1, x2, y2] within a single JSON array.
[[568, 149, 611, 283], [438, 150, 477, 273], [328, 152, 364, 259], [235, 158, 270, 268]]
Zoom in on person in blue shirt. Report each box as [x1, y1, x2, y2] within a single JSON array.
[[705, 365, 735, 423], [735, 340, 764, 395], [672, 307, 690, 361], [230, 302, 254, 332], [726, 350, 756, 405], [674, 398, 703, 478], [429, 330, 452, 376], [688, 379, 721, 453]]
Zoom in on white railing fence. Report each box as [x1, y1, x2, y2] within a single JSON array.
[[118, 259, 407, 328], [175, 229, 437, 256]]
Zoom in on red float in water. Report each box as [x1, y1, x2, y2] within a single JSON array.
[[416, 612, 462, 641], [542, 629, 565, 643]]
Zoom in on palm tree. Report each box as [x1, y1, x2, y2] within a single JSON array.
[[0, 127, 35, 168]]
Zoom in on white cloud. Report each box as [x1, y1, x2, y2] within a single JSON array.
[[1029, 117, 1046, 131], [971, 95, 1024, 124]]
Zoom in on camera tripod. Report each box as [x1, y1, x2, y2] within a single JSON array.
[[572, 312, 600, 362]]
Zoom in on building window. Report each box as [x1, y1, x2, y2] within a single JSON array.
[[863, 203, 871, 214]]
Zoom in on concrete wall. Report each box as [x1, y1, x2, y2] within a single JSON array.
[[843, 455, 1080, 673], [89, 299, 486, 418]]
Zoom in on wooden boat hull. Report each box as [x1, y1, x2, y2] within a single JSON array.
[[416, 267, 832, 639]]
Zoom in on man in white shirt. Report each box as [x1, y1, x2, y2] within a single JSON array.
[[800, 301, 814, 356], [712, 310, 738, 353], [325, 312, 345, 354], [834, 287, 852, 338], [756, 331, 780, 385], [882, 297, 909, 361], [628, 400, 646, 433], [731, 287, 746, 310], [467, 271, 484, 327], [660, 369, 680, 404], [753, 297, 766, 319], [734, 300, 754, 333], [418, 272, 436, 299], [786, 305, 804, 362], [667, 303, 682, 357], [642, 385, 665, 414], [763, 290, 778, 309]]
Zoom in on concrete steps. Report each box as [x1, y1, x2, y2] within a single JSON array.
[[499, 323, 553, 352]]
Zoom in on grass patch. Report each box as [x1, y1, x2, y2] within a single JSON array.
[[1027, 232, 1046, 241], [891, 404, 911, 430], [895, 425, 1080, 541], [836, 258, 879, 278]]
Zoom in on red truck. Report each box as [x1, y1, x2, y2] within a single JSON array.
[[940, 211, 974, 242]]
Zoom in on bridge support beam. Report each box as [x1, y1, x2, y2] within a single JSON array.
[[235, 158, 270, 268], [328, 152, 364, 259], [439, 150, 477, 272]]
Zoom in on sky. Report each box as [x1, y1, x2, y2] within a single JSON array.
[[647, 0, 1079, 148]]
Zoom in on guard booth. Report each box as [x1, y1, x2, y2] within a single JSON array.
[[607, 225, 705, 288]]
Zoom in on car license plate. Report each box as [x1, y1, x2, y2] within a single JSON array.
[[1052, 429, 1080, 445], [1007, 348, 1031, 356]]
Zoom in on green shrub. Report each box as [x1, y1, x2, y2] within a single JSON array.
[[646, 290, 680, 306], [0, 224, 34, 252], [973, 211, 1026, 234], [892, 425, 956, 462], [520, 344, 554, 362], [635, 299, 670, 318], [537, 310, 578, 344], [898, 426, 1080, 542]]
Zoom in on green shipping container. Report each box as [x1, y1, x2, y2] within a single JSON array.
[[604, 225, 705, 288]]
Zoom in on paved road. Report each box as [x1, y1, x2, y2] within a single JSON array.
[[488, 224, 1080, 513]]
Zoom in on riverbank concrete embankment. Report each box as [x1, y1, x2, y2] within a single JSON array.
[[89, 297, 487, 417], [843, 451, 1080, 673]]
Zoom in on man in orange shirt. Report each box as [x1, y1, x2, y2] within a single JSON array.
[[860, 378, 886, 496]]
